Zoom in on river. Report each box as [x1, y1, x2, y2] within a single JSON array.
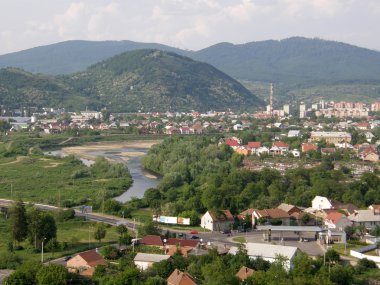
[[47, 146, 160, 202]]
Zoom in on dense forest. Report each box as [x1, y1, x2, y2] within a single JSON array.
[[141, 136, 380, 217], [0, 50, 263, 112]]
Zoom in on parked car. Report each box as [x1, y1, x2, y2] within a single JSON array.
[[64, 256, 72, 261], [191, 235, 199, 239], [190, 230, 199, 234], [221, 230, 231, 234]]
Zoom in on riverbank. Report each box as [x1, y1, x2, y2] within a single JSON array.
[[62, 140, 161, 156]]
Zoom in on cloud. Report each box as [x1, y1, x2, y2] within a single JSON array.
[[0, 0, 380, 54]]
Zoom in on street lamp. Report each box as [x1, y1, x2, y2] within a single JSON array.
[[41, 237, 46, 263]]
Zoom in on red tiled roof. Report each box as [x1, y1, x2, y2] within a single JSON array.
[[325, 212, 344, 224], [255, 209, 290, 219], [225, 139, 240, 147], [167, 269, 197, 285], [273, 141, 289, 148], [139, 235, 164, 247], [166, 238, 199, 248], [236, 266, 255, 281], [247, 142, 261, 148], [78, 250, 106, 267], [208, 210, 234, 222], [302, 143, 318, 152]]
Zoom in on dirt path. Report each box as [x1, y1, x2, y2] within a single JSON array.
[[0, 156, 27, 165]]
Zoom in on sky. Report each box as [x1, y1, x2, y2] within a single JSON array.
[[1, 0, 380, 55]]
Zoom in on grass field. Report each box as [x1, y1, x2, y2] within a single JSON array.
[[0, 217, 119, 263], [0, 155, 129, 206]]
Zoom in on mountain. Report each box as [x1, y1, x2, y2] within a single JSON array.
[[65, 49, 263, 112], [0, 68, 91, 110], [193, 37, 380, 84], [1, 37, 380, 85], [0, 40, 185, 75], [2, 37, 380, 103], [0, 50, 263, 111]]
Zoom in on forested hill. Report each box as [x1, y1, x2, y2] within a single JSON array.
[[1, 37, 380, 86], [192, 37, 380, 84], [66, 49, 263, 112], [0, 50, 263, 111], [0, 68, 90, 110], [0, 40, 184, 75]]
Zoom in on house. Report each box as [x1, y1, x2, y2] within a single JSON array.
[[310, 131, 352, 144], [201, 210, 234, 232], [256, 146, 270, 156], [301, 143, 318, 153], [311, 196, 343, 210], [237, 208, 256, 221], [324, 211, 352, 230], [66, 249, 107, 276], [252, 208, 291, 226], [236, 146, 251, 156], [247, 142, 262, 154], [134, 253, 171, 270], [235, 266, 255, 281], [233, 124, 243, 131], [229, 243, 299, 271], [365, 132, 375, 142], [347, 209, 380, 230], [271, 141, 289, 155], [277, 203, 301, 216], [139, 235, 165, 248], [167, 269, 197, 285], [288, 130, 301, 138], [224, 138, 241, 150], [166, 238, 200, 249], [320, 148, 336, 155]]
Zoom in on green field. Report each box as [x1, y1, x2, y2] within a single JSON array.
[[0, 155, 129, 206], [0, 217, 119, 263]]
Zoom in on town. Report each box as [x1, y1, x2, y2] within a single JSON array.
[[1, 96, 380, 284]]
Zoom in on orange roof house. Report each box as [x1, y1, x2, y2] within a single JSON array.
[[167, 269, 197, 285], [235, 266, 255, 281], [139, 235, 165, 247], [66, 250, 106, 276]]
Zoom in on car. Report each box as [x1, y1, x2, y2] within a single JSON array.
[[191, 235, 199, 239], [221, 230, 231, 234], [190, 230, 199, 234], [63, 256, 72, 261]]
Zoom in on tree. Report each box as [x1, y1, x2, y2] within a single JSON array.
[[40, 214, 57, 244], [3, 260, 42, 285], [94, 223, 107, 243], [116, 224, 131, 246], [27, 208, 43, 249], [45, 238, 60, 257], [138, 219, 160, 237], [35, 264, 68, 285], [9, 199, 28, 245]]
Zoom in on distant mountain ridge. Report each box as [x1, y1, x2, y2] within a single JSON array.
[[1, 37, 380, 103], [1, 37, 380, 84], [0, 50, 263, 112]]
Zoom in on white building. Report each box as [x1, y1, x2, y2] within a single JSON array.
[[283, 104, 290, 115], [134, 253, 171, 270], [201, 210, 234, 232], [312, 196, 334, 210], [299, 103, 306, 119], [229, 243, 299, 271]]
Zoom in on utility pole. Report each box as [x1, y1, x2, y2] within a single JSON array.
[[41, 237, 46, 263], [10, 184, 13, 199]]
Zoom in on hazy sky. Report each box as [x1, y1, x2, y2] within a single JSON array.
[[1, 0, 380, 55]]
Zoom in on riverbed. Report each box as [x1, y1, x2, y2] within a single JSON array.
[[47, 140, 161, 202]]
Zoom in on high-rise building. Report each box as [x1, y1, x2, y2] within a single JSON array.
[[283, 104, 290, 115], [299, 102, 306, 118]]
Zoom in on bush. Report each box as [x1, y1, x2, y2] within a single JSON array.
[[101, 246, 120, 260], [0, 252, 23, 269], [356, 258, 377, 273]]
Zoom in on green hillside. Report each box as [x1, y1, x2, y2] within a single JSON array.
[[0, 68, 93, 110], [66, 49, 263, 112], [0, 50, 263, 111], [1, 37, 380, 103]]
